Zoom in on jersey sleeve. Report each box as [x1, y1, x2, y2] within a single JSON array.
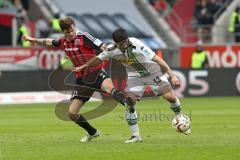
[[141, 45, 156, 60], [97, 50, 111, 60], [82, 32, 103, 51], [131, 38, 156, 60], [97, 43, 121, 60]]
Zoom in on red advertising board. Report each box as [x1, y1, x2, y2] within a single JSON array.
[[0, 48, 65, 70], [0, 48, 109, 70], [0, 48, 36, 63], [0, 13, 14, 27], [180, 45, 240, 68]]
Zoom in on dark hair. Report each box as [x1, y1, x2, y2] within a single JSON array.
[[59, 17, 75, 31], [54, 13, 60, 19], [112, 28, 128, 43]]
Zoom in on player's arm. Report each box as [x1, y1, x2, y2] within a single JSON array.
[[100, 44, 107, 52], [22, 35, 55, 47], [82, 32, 107, 52], [71, 56, 102, 72], [153, 55, 180, 88], [137, 38, 180, 87], [72, 49, 111, 72]]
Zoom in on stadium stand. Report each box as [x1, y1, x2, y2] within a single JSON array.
[[47, 0, 167, 50], [149, 0, 235, 43], [67, 13, 151, 40], [78, 13, 112, 38]]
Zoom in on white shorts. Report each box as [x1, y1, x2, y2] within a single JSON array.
[[126, 73, 171, 97]]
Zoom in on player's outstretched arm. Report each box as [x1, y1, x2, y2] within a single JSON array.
[[22, 35, 54, 47], [71, 57, 102, 72], [153, 55, 181, 88]]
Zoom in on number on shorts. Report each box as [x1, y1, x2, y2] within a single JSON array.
[[153, 75, 161, 85]]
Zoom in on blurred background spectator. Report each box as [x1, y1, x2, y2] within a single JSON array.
[[195, 0, 220, 43], [14, 0, 28, 21], [50, 13, 61, 33], [0, 0, 4, 8], [36, 15, 50, 38], [17, 17, 30, 47], [149, 0, 167, 15], [228, 6, 240, 43], [191, 42, 208, 69]]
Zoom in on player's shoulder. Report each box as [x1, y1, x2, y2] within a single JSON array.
[[77, 31, 95, 40], [129, 37, 144, 45], [129, 37, 146, 51], [76, 31, 84, 38], [76, 30, 84, 35]]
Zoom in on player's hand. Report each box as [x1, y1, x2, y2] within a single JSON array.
[[22, 35, 35, 42], [71, 65, 87, 72], [171, 75, 181, 88]]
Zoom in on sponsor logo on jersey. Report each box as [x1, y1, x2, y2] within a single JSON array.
[[119, 57, 135, 65], [65, 48, 79, 51]]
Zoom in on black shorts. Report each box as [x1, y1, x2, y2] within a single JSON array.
[[70, 69, 109, 103]]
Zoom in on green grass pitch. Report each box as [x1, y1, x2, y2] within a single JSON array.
[[0, 97, 240, 160]]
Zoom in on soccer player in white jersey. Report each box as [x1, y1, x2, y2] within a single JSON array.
[[72, 28, 188, 143]]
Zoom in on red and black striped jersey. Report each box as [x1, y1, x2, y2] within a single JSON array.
[[52, 31, 104, 78]]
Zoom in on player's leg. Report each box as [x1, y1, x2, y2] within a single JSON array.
[[101, 78, 126, 106], [68, 89, 100, 142], [99, 74, 134, 110], [123, 78, 145, 143], [152, 75, 181, 116], [124, 92, 142, 143], [162, 86, 181, 116], [161, 89, 191, 134], [156, 84, 181, 116], [162, 89, 181, 116]]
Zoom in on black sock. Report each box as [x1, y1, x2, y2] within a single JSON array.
[[75, 115, 97, 135], [110, 88, 125, 106]]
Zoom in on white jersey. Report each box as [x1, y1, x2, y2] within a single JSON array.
[[97, 37, 163, 78]]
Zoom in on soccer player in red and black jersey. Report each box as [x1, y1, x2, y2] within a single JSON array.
[[22, 17, 133, 142]]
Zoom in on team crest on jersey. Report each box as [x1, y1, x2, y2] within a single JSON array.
[[75, 39, 80, 46], [119, 57, 135, 65]]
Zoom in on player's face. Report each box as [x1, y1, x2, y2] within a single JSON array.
[[63, 25, 76, 41], [196, 45, 203, 52], [117, 39, 129, 51]]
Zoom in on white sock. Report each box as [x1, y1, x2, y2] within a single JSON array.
[[170, 98, 181, 116], [125, 111, 140, 137], [129, 123, 140, 137]]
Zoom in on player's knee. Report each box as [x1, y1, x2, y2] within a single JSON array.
[[101, 79, 114, 93], [167, 96, 177, 103], [169, 96, 177, 103], [126, 93, 138, 106], [68, 112, 79, 121], [163, 92, 177, 103], [130, 98, 137, 106]]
